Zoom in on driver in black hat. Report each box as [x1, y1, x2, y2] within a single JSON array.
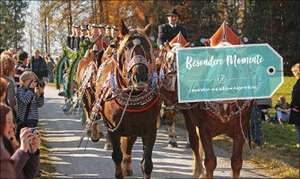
[[157, 8, 188, 49]]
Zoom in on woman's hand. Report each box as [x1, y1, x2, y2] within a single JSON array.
[[19, 128, 32, 153]]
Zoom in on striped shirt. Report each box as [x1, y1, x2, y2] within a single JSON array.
[[16, 86, 44, 127], [14, 63, 29, 83]]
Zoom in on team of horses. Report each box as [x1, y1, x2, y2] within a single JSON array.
[[63, 21, 254, 179]]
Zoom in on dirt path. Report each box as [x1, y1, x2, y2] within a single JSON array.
[[39, 85, 269, 178]]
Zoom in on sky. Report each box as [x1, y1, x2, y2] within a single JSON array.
[[22, 1, 40, 56]]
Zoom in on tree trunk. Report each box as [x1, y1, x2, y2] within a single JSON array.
[[98, 0, 104, 23], [91, 0, 95, 23], [13, 1, 18, 48], [44, 15, 48, 54], [68, 0, 72, 35]]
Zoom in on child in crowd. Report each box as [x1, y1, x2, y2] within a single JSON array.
[[275, 96, 290, 124], [16, 71, 44, 132]]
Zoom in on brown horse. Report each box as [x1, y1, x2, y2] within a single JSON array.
[[158, 32, 205, 178], [89, 21, 161, 179], [195, 23, 254, 179], [76, 49, 102, 141]]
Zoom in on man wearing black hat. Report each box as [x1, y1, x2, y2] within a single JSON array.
[[157, 8, 188, 49]]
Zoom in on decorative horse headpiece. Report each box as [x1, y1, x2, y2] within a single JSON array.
[[116, 21, 154, 90], [209, 21, 242, 47]]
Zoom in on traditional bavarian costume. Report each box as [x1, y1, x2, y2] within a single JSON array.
[[67, 24, 79, 50], [157, 9, 189, 148], [89, 24, 106, 67], [157, 9, 188, 49], [79, 25, 92, 56]]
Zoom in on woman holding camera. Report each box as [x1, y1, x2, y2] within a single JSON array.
[[16, 71, 44, 132], [0, 103, 40, 179]]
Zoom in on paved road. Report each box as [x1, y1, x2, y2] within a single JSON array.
[[39, 85, 269, 178]]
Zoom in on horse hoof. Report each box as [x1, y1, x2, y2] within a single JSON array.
[[91, 138, 99, 142], [104, 143, 112, 150], [168, 141, 178, 148]]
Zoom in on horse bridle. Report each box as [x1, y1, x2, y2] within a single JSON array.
[[117, 32, 152, 81]]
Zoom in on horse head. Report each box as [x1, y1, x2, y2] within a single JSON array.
[[117, 21, 154, 91]]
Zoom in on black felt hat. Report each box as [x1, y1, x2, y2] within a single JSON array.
[[166, 8, 180, 17]]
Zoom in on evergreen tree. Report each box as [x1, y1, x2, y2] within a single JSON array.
[[0, 0, 28, 49]]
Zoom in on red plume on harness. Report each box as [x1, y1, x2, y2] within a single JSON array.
[[209, 21, 242, 46]]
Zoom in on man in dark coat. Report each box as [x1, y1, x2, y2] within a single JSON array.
[[157, 8, 188, 49], [30, 49, 48, 81]]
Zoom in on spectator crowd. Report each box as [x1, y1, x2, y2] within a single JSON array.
[[0, 47, 56, 179]]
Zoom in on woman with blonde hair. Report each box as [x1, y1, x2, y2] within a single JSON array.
[[0, 51, 17, 114], [289, 63, 300, 147]]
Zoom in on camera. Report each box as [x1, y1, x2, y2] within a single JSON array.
[[36, 80, 45, 88], [30, 128, 37, 135]]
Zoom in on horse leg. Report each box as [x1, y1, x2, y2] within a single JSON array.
[[121, 136, 137, 176], [109, 133, 123, 179], [182, 110, 204, 178], [231, 136, 245, 179], [199, 127, 216, 178], [168, 120, 177, 147], [141, 132, 157, 179], [104, 133, 112, 150]]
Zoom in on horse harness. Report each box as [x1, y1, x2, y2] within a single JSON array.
[[89, 33, 160, 133]]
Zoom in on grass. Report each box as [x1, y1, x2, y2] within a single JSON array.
[[270, 76, 295, 114], [177, 76, 300, 178]]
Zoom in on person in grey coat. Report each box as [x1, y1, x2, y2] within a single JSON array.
[[29, 49, 48, 81]]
